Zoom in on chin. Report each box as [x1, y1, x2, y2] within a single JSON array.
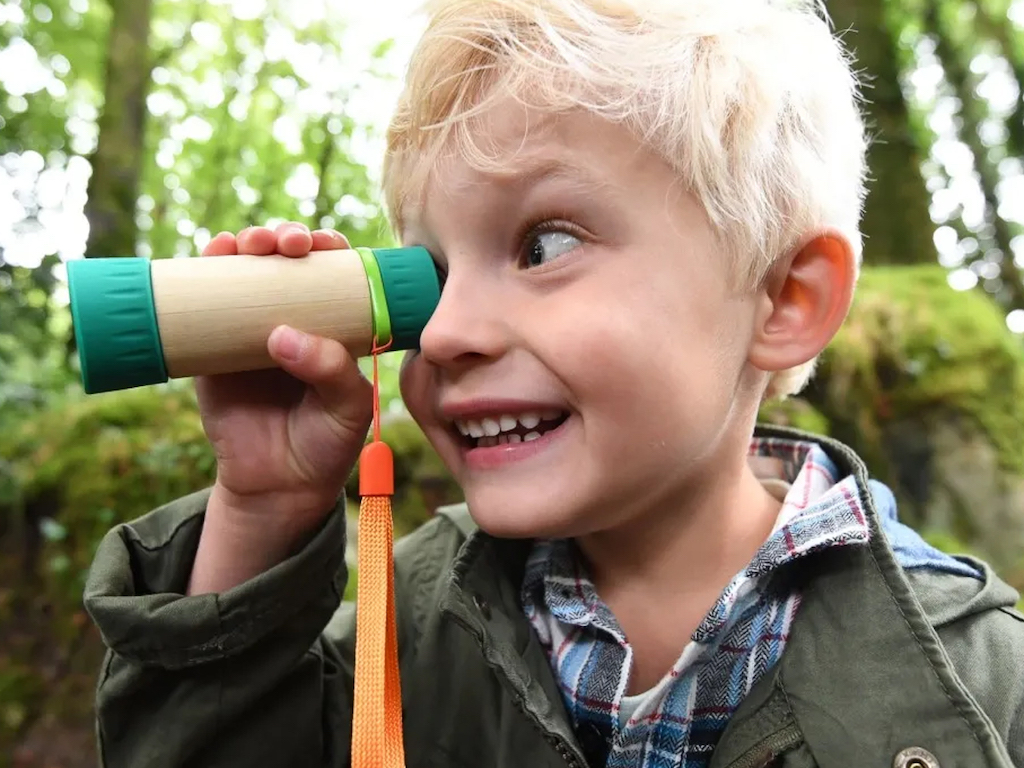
[[461, 485, 595, 540]]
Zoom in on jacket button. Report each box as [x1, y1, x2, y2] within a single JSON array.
[[893, 747, 939, 768], [473, 594, 492, 620]]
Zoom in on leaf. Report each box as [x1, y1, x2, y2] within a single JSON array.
[[38, 517, 67, 542]]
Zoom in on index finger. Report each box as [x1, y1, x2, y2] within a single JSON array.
[[311, 229, 351, 251], [202, 231, 238, 257]]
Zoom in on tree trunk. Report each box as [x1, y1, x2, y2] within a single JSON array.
[[827, 0, 937, 265], [82, 0, 155, 259]]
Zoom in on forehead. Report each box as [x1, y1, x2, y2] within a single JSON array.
[[402, 97, 651, 236]]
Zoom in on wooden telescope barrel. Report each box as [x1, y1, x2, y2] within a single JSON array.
[[66, 247, 440, 394]]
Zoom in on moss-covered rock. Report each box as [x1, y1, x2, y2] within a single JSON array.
[[788, 264, 1024, 576], [0, 383, 215, 616]]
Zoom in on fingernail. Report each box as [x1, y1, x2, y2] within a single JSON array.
[[272, 326, 307, 361]]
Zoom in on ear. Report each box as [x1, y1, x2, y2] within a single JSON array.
[[748, 231, 856, 373]]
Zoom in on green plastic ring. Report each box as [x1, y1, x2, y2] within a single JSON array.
[[355, 247, 392, 348]]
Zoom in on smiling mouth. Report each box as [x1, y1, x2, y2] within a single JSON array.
[[454, 409, 570, 449]]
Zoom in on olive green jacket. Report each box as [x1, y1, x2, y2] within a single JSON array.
[[84, 427, 1024, 768]]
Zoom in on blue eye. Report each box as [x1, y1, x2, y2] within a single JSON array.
[[526, 230, 582, 267]]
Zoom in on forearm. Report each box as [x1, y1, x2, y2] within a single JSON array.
[[187, 483, 336, 595], [84, 489, 354, 767]]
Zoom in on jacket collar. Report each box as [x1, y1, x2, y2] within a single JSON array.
[[715, 425, 1016, 768], [438, 529, 588, 764], [437, 425, 1016, 767]]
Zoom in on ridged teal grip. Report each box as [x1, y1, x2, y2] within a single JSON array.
[[67, 257, 168, 394], [372, 247, 441, 350]]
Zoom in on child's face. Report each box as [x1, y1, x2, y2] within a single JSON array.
[[398, 97, 769, 539]]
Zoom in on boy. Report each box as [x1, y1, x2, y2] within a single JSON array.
[[84, 0, 1024, 766]]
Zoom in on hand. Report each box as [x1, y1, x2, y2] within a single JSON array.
[[195, 222, 373, 532]]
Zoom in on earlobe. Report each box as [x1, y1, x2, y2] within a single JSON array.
[[748, 232, 856, 373]]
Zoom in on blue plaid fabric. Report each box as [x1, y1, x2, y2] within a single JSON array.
[[521, 438, 873, 768]]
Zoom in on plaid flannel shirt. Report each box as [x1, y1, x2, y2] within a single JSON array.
[[521, 438, 877, 768]]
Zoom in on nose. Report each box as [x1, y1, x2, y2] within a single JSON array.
[[417, 269, 508, 369]]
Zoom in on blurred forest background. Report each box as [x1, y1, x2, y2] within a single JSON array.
[[2, 0, 1024, 765]]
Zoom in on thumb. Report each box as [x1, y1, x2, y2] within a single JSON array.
[[267, 325, 372, 430]]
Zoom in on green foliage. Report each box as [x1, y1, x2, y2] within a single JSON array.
[[0, 261, 76, 428], [757, 396, 831, 436], [0, 0, 111, 159], [134, 0, 396, 261]]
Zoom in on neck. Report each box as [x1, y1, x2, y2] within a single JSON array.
[[579, 458, 782, 598], [574, 439, 784, 692]]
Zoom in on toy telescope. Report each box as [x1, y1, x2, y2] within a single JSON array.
[[66, 247, 441, 394]]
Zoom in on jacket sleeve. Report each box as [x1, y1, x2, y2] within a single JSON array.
[[83, 488, 362, 768]]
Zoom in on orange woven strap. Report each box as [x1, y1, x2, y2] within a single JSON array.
[[352, 442, 405, 768]]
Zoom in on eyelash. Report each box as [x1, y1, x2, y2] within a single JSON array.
[[516, 216, 588, 269]]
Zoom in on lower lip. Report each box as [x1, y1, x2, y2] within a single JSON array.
[[461, 417, 571, 470]]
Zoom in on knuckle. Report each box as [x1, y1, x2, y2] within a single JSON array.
[[302, 333, 324, 364], [322, 341, 351, 376], [309, 338, 348, 378], [323, 391, 373, 441]]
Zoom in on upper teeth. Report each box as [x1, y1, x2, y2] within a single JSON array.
[[456, 410, 561, 437]]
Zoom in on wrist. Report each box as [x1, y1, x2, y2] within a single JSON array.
[[207, 482, 339, 554], [186, 483, 340, 595], [209, 480, 339, 530]]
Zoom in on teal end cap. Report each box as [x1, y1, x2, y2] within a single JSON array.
[[371, 247, 441, 350], [67, 257, 168, 394]]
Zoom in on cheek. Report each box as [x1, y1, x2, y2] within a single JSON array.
[[398, 352, 434, 427], [399, 353, 463, 465], [547, 280, 748, 440]]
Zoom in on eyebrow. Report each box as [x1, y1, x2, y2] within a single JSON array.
[[402, 157, 614, 257], [484, 158, 610, 195]]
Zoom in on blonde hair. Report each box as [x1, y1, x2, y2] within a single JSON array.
[[382, 0, 868, 399]]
